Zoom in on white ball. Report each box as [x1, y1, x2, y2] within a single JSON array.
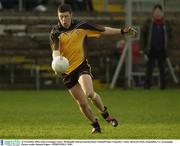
[[51, 56, 69, 73]]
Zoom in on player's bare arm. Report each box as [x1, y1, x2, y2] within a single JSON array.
[[102, 26, 137, 37]]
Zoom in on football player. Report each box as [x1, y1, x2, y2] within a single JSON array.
[[49, 4, 137, 133]]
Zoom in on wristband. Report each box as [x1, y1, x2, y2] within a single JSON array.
[[121, 28, 125, 35], [52, 50, 60, 59]]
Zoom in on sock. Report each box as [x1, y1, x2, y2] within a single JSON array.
[[101, 106, 109, 119], [91, 119, 100, 128]]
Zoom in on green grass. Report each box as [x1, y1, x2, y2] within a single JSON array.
[[0, 89, 180, 139]]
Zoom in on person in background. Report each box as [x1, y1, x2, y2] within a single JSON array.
[[141, 4, 171, 90], [117, 39, 140, 87]]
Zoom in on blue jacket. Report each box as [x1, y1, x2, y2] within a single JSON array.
[[141, 18, 171, 56]]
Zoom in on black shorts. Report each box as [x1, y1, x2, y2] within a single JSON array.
[[62, 59, 92, 89]]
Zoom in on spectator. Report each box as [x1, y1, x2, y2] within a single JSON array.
[[117, 39, 140, 87], [141, 4, 171, 90]]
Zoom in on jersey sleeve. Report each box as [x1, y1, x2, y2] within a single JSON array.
[[49, 26, 60, 50], [86, 30, 102, 38], [79, 21, 105, 38]]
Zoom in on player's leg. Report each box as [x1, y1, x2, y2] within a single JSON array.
[[78, 74, 104, 111], [68, 83, 101, 133], [78, 74, 118, 127], [144, 52, 156, 89], [157, 52, 166, 89]]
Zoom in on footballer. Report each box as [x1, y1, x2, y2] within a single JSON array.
[[49, 4, 137, 133]]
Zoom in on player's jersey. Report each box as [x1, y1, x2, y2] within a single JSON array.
[[49, 20, 105, 75]]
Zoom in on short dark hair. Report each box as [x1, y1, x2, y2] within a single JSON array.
[[153, 4, 163, 11], [58, 4, 72, 13]]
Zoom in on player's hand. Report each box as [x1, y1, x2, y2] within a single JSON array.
[[122, 27, 137, 37]]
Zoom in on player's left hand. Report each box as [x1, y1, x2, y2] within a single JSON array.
[[122, 27, 137, 37]]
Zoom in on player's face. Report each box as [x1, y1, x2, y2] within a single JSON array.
[[58, 12, 72, 29], [153, 8, 163, 19]]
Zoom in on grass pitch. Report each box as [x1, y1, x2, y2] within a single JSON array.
[[0, 89, 180, 139]]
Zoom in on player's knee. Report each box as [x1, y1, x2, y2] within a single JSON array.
[[85, 91, 95, 99]]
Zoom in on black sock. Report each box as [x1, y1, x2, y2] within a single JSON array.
[[91, 119, 100, 128], [101, 106, 109, 119]]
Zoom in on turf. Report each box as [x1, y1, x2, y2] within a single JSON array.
[[0, 89, 180, 139]]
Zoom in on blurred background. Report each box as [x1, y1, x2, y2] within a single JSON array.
[[0, 0, 179, 90]]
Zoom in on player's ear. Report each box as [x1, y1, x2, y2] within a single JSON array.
[[70, 12, 73, 19]]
